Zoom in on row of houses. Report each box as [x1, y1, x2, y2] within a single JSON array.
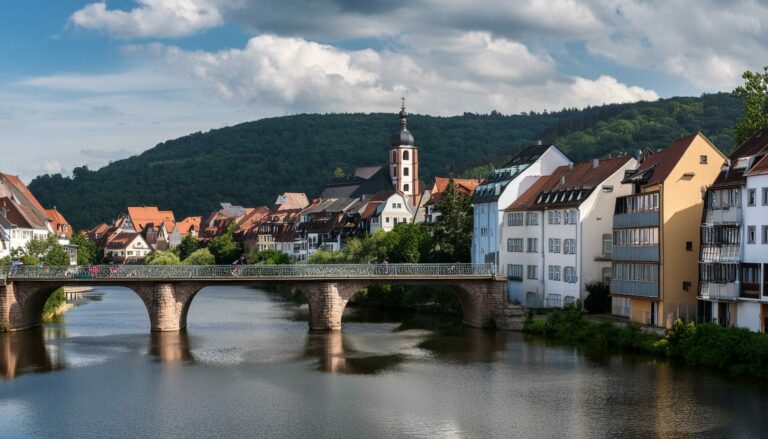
[[0, 173, 77, 264], [87, 102, 481, 263], [471, 130, 768, 333]]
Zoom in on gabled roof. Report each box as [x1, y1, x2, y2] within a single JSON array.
[[0, 173, 51, 230], [126, 207, 175, 232], [274, 193, 309, 211], [426, 177, 483, 206], [473, 144, 565, 203], [105, 232, 146, 250], [622, 132, 721, 186], [46, 208, 73, 238], [747, 154, 768, 177], [174, 216, 202, 235], [506, 157, 632, 211], [0, 197, 47, 229], [729, 126, 768, 160]]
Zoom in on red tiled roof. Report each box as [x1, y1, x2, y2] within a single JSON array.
[[175, 216, 202, 235], [432, 177, 484, 194], [747, 154, 768, 176], [105, 232, 144, 249], [506, 157, 632, 211], [127, 207, 175, 232], [45, 208, 73, 238], [0, 173, 48, 217], [729, 126, 768, 160]]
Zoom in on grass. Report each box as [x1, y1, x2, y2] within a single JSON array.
[[42, 287, 67, 322]]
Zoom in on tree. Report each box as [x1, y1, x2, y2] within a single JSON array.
[[583, 282, 611, 314], [333, 167, 346, 178], [207, 224, 242, 264], [430, 178, 473, 262], [178, 234, 199, 261], [387, 223, 430, 263], [70, 233, 100, 265], [0, 256, 11, 266], [22, 235, 70, 265], [182, 248, 215, 265], [733, 66, 768, 144], [248, 249, 293, 265], [145, 251, 181, 265], [308, 248, 345, 264]]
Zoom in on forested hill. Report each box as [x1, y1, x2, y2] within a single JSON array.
[[29, 92, 742, 230]]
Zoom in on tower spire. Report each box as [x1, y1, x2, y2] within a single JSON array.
[[399, 96, 407, 130]]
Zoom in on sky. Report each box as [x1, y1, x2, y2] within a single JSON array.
[[1, 0, 766, 182]]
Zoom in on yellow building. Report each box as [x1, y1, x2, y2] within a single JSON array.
[[610, 132, 725, 327]]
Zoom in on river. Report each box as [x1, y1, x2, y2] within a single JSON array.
[[1, 286, 767, 438]]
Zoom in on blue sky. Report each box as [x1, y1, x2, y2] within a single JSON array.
[[1, 0, 765, 181]]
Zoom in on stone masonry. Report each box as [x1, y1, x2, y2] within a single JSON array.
[[1, 277, 514, 333]]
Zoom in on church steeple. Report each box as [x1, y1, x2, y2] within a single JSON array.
[[389, 98, 419, 203]]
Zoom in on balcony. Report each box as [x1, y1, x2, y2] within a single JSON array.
[[610, 279, 659, 298], [704, 208, 742, 225], [742, 282, 760, 299], [699, 282, 738, 301], [613, 210, 659, 229], [612, 245, 660, 261], [700, 245, 740, 263]]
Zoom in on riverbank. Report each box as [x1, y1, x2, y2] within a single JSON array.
[[41, 288, 74, 322], [524, 307, 768, 380]]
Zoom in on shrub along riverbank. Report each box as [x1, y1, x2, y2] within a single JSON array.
[[42, 288, 70, 322], [524, 307, 768, 380]]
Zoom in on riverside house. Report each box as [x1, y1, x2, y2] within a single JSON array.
[[501, 157, 636, 307], [610, 133, 725, 328]]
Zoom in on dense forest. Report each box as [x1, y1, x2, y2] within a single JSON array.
[[29, 92, 743, 230]]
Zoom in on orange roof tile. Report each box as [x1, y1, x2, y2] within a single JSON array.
[[45, 208, 73, 238], [126, 206, 176, 232]]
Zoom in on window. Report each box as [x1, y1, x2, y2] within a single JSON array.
[[526, 212, 539, 225], [403, 150, 409, 161], [480, 227, 488, 236], [403, 184, 410, 192], [748, 226, 756, 244], [700, 155, 708, 164], [612, 263, 659, 282], [686, 241, 693, 251], [602, 267, 612, 284], [615, 192, 660, 214], [403, 167, 409, 176], [507, 264, 523, 280], [612, 228, 659, 246], [564, 210, 578, 224], [547, 211, 561, 224], [548, 265, 561, 281], [527, 265, 538, 279], [391, 151, 397, 163], [564, 267, 577, 283], [393, 166, 398, 177], [763, 226, 768, 244], [763, 188, 768, 206], [507, 238, 523, 252], [386, 217, 391, 223], [748, 189, 756, 206], [507, 212, 524, 226], [602, 234, 613, 257], [548, 238, 561, 253], [392, 203, 397, 208], [527, 238, 538, 252]]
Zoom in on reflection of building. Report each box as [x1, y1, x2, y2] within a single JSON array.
[[303, 332, 403, 375], [610, 133, 725, 327], [0, 329, 61, 380]]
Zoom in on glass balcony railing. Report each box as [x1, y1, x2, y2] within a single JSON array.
[[613, 210, 660, 229], [612, 245, 660, 261]]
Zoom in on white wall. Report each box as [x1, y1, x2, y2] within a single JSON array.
[[737, 301, 761, 331]]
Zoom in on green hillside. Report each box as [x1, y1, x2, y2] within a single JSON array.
[[29, 92, 742, 230]]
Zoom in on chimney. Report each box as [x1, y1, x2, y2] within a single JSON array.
[[593, 158, 600, 169], [560, 176, 566, 186], [568, 163, 573, 170], [537, 140, 542, 145]]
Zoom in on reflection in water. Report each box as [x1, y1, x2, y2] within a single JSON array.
[[303, 331, 403, 374], [418, 327, 510, 363], [0, 328, 64, 379], [149, 331, 194, 364]]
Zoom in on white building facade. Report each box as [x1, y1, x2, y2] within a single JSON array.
[[471, 144, 570, 269], [501, 157, 636, 307]]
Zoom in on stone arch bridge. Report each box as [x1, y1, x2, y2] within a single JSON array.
[[1, 264, 521, 332]]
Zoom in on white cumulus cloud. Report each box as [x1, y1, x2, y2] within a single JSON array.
[[69, 0, 224, 38]]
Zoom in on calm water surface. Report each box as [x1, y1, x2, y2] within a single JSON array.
[[1, 286, 767, 438]]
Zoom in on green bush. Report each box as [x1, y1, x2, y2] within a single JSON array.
[[248, 249, 293, 265], [583, 282, 611, 314], [42, 287, 66, 321], [145, 251, 181, 265], [182, 248, 215, 265]]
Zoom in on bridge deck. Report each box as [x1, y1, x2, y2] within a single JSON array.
[[4, 264, 500, 282]]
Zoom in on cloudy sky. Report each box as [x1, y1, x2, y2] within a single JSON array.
[[1, 0, 765, 181]]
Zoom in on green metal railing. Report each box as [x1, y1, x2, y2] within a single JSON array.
[[4, 264, 497, 280]]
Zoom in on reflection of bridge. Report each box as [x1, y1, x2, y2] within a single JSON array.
[[1, 264, 517, 333]]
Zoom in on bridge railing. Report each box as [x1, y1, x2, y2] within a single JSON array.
[[4, 263, 497, 280]]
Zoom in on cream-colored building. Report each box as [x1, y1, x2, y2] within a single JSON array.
[[611, 132, 725, 327]]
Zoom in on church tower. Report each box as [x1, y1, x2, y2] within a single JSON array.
[[389, 98, 419, 204]]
